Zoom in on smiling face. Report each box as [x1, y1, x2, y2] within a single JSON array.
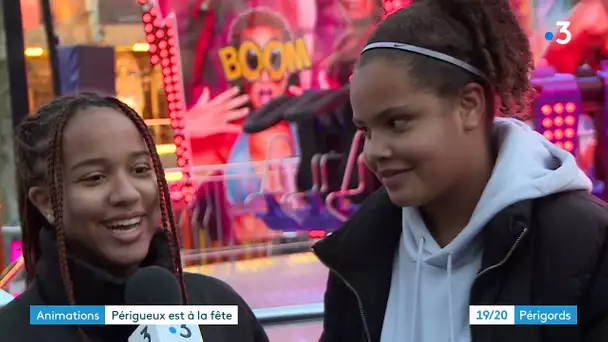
[[58, 107, 160, 271], [241, 26, 289, 109], [350, 59, 482, 207]]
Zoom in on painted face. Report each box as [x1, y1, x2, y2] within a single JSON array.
[[340, 0, 378, 21], [59, 107, 161, 271], [350, 60, 470, 207], [241, 26, 289, 109]]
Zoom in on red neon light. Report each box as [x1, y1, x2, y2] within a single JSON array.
[[138, 0, 193, 203]]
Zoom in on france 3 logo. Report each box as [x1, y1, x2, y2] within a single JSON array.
[[544, 21, 572, 45]]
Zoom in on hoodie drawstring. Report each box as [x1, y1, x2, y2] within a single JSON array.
[[410, 237, 424, 342], [447, 252, 455, 342], [410, 238, 456, 342]]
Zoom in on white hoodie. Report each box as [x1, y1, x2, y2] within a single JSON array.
[[380, 118, 592, 342]]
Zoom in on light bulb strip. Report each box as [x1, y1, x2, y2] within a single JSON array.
[[139, 0, 196, 203]]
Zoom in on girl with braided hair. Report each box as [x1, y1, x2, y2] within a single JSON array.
[[0, 93, 268, 342], [313, 1, 608, 342]]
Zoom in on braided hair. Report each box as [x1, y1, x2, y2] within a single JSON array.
[[14, 93, 188, 305], [358, 0, 535, 119]]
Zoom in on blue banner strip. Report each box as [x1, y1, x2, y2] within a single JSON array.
[[30, 305, 106, 325], [514, 305, 577, 325]]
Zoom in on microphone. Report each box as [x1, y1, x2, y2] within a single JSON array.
[[0, 289, 14, 307], [125, 266, 203, 342]]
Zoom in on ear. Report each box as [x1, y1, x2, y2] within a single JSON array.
[[28, 186, 54, 224], [458, 83, 486, 131]]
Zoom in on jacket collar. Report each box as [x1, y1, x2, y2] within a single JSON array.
[[312, 189, 401, 342], [32, 228, 175, 340], [313, 188, 401, 270], [312, 188, 536, 342], [34, 228, 174, 305], [313, 188, 535, 270]]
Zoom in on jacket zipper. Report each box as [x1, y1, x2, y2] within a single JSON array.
[[315, 254, 372, 342], [469, 227, 528, 342], [315, 226, 528, 342]]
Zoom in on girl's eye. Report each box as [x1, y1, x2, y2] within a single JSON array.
[[390, 119, 408, 131], [82, 174, 105, 184], [134, 165, 152, 174]]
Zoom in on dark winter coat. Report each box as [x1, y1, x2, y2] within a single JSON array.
[[0, 229, 269, 342], [314, 188, 608, 342]]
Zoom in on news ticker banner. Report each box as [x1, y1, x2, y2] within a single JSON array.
[[29, 304, 576, 326], [469, 305, 577, 325], [30, 306, 238, 325]]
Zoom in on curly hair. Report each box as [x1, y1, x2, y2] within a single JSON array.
[[14, 93, 188, 307], [358, 0, 535, 118]]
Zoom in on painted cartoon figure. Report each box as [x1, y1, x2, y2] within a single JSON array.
[[186, 9, 303, 194], [185, 8, 310, 243]]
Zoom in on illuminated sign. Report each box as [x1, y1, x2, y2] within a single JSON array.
[[218, 38, 312, 81]]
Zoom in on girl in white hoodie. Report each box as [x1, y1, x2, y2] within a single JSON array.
[[313, 1, 608, 342]]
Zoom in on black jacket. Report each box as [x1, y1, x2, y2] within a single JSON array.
[[313, 188, 608, 342], [0, 229, 269, 342]]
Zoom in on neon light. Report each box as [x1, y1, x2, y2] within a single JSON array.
[[9, 241, 22, 263], [138, 0, 192, 202]]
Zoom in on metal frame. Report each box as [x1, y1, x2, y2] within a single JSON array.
[[1, 0, 29, 127]]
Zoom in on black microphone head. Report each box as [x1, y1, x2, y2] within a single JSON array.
[[124, 266, 182, 305]]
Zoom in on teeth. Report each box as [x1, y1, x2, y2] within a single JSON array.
[[107, 217, 141, 229]]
